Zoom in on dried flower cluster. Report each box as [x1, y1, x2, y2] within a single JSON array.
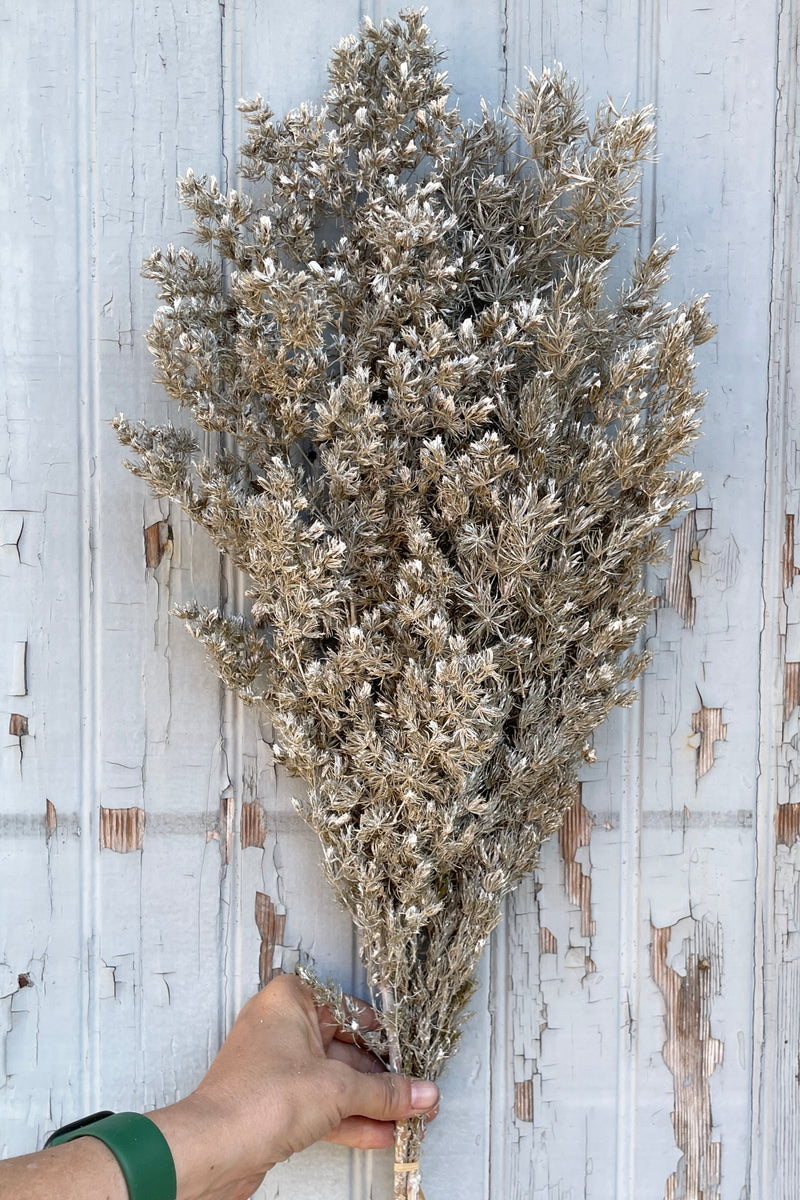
[[114, 9, 712, 1193]]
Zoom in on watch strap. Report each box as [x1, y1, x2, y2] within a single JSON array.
[[44, 1110, 177, 1200]]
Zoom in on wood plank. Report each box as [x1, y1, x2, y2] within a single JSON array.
[[753, 1, 800, 1197], [0, 0, 92, 1150], [497, 1, 778, 1198]]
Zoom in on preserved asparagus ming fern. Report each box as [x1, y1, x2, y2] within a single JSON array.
[[115, 10, 712, 1194]]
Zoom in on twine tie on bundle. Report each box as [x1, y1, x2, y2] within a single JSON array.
[[394, 1161, 426, 1198]]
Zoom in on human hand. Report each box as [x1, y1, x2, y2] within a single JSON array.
[[0, 974, 438, 1200], [151, 973, 440, 1200]]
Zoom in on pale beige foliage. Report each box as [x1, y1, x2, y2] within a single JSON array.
[[114, 8, 712, 1188]]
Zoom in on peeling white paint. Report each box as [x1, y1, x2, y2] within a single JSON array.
[[0, 2, 793, 1197]]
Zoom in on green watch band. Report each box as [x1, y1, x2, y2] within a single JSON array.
[[44, 1110, 177, 1200]]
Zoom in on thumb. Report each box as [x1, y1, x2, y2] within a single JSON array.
[[342, 1070, 439, 1123]]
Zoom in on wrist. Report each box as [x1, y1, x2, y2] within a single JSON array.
[[147, 1093, 269, 1200]]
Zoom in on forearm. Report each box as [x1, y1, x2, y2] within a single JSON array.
[[0, 1135, 128, 1200], [0, 1095, 266, 1200]]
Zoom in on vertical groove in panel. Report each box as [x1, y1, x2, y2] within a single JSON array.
[[130, 1, 147, 1105], [75, 0, 101, 1117], [499, 0, 510, 108], [218, 0, 245, 1038], [753, 1, 798, 1194], [635, 0, 660, 248], [612, 6, 659, 1197], [494, 7, 540, 1193], [615, 691, 644, 1200], [488, 902, 509, 1200]]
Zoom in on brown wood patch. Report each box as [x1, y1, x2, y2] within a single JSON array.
[[784, 662, 800, 722], [100, 806, 145, 852], [45, 799, 57, 841], [651, 920, 723, 1200], [539, 926, 557, 955], [144, 520, 172, 568], [776, 802, 800, 847], [558, 787, 596, 938], [783, 514, 800, 589], [691, 705, 727, 778], [9, 714, 28, 737], [664, 510, 698, 627], [219, 795, 234, 865], [241, 800, 268, 848], [255, 891, 286, 988], [514, 1079, 534, 1122]]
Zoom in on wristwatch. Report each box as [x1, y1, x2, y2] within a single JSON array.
[[44, 1109, 177, 1200]]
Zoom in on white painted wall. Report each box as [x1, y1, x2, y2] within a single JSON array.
[[2, 3, 797, 1198]]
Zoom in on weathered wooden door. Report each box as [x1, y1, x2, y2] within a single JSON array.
[[3, 2, 798, 1197]]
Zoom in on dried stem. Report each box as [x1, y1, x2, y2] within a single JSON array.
[[380, 984, 423, 1198], [393, 1123, 424, 1200]]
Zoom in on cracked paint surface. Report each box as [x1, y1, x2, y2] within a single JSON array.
[[756, 8, 800, 1198], [0, 2, 791, 1198]]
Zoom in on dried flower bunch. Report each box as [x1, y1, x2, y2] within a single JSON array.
[[115, 8, 712, 1193]]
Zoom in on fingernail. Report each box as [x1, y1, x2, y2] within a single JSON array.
[[411, 1081, 439, 1111]]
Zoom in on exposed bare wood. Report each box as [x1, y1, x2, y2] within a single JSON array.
[[255, 891, 286, 988], [775, 802, 800, 848], [784, 662, 800, 722], [783, 514, 800, 590], [99, 806, 145, 852], [241, 800, 268, 849], [514, 1079, 533, 1122], [144, 520, 172, 568], [691, 705, 728, 778], [558, 787, 596, 939], [45, 799, 57, 841], [8, 714, 28, 737], [219, 795, 234, 866], [539, 926, 557, 955], [651, 919, 723, 1200], [662, 510, 699, 627]]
